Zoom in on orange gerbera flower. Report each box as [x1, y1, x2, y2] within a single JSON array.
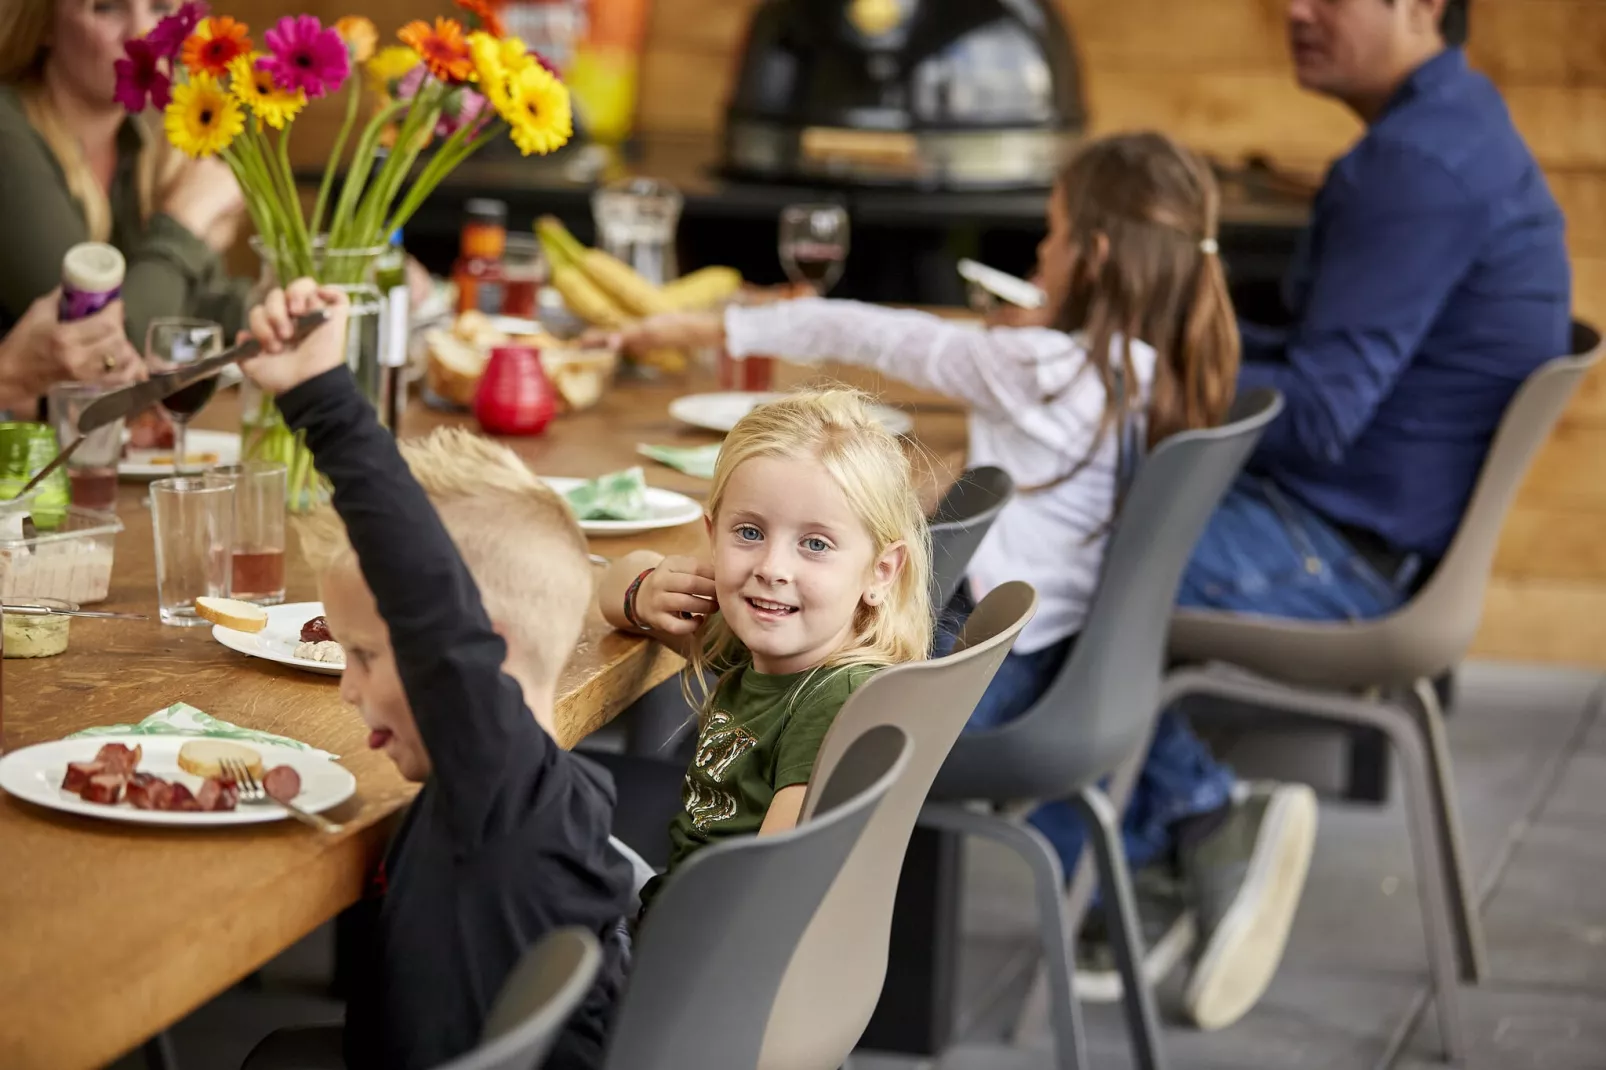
[[333, 16, 377, 64], [398, 18, 474, 84], [454, 0, 506, 39], [180, 16, 253, 78]]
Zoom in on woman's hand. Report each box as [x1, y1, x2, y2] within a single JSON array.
[[239, 280, 351, 395], [0, 291, 144, 405], [162, 157, 246, 245], [588, 311, 726, 357]]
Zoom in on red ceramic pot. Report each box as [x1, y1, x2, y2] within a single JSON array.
[[474, 345, 556, 435]]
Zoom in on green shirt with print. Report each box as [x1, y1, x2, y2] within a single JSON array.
[[639, 662, 880, 912]]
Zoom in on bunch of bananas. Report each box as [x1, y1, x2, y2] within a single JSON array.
[[536, 216, 743, 374]]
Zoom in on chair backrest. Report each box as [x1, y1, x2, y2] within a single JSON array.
[[602, 725, 913, 1070], [1380, 321, 1602, 670], [434, 928, 601, 1070], [932, 390, 1283, 801], [927, 466, 1015, 610], [757, 582, 1039, 1070]]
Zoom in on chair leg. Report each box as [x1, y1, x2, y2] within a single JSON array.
[[1070, 788, 1168, 1070], [921, 804, 1088, 1070], [1408, 677, 1487, 984]]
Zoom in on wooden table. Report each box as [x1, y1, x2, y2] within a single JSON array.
[[0, 368, 966, 1070]]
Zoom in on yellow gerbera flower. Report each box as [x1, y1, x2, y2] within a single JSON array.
[[227, 52, 307, 130], [366, 45, 421, 96], [502, 62, 572, 157], [164, 73, 245, 158]]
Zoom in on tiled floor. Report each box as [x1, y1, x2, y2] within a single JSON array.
[[107, 661, 1606, 1070]]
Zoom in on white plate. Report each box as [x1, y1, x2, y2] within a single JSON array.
[[119, 429, 242, 480], [0, 732, 355, 827], [212, 601, 343, 676], [669, 392, 914, 436], [542, 477, 704, 537]]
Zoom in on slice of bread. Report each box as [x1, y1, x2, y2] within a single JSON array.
[[195, 596, 269, 633], [177, 739, 264, 780]]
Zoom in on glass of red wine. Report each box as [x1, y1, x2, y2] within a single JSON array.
[[778, 203, 850, 296], [145, 318, 224, 476]]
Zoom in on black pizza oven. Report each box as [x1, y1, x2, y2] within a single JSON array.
[[722, 0, 1087, 191]]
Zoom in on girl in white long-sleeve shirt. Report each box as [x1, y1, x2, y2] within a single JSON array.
[[618, 131, 1239, 710]]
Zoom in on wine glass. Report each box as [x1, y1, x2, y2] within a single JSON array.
[[778, 203, 850, 296], [145, 318, 224, 476]]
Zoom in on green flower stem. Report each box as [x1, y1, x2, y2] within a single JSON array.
[[273, 128, 316, 280], [386, 120, 504, 236], [310, 76, 363, 241], [328, 100, 408, 252], [352, 83, 444, 247]]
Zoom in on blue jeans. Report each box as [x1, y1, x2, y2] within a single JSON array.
[[946, 474, 1419, 877]]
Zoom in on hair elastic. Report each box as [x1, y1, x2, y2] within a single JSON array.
[[1199, 237, 1220, 255]]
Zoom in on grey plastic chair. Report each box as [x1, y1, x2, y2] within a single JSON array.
[[439, 928, 602, 1070], [928, 465, 1015, 610], [240, 928, 603, 1070], [760, 581, 1039, 1070], [602, 724, 913, 1070], [920, 389, 1283, 1070], [1160, 320, 1603, 1064]]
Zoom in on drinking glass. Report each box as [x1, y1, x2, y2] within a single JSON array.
[[591, 177, 683, 285], [213, 462, 287, 606], [47, 382, 122, 512], [145, 319, 223, 476], [150, 476, 233, 626], [778, 203, 850, 295]]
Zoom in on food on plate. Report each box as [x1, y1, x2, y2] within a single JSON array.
[[194, 596, 269, 633], [263, 765, 302, 804], [296, 614, 345, 665], [126, 407, 175, 450], [177, 739, 264, 780], [143, 452, 221, 467], [427, 316, 619, 414], [425, 329, 489, 408], [57, 741, 304, 813]]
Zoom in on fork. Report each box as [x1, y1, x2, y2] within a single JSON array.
[[219, 757, 343, 834]]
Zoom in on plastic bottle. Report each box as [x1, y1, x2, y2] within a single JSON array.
[[59, 242, 126, 322], [453, 199, 509, 316], [376, 231, 409, 432]]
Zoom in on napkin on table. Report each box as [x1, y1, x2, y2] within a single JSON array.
[[636, 442, 720, 480], [68, 701, 336, 759], [562, 466, 652, 521]]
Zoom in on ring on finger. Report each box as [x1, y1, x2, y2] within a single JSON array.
[[103, 350, 118, 371]]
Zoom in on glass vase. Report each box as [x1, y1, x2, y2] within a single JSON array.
[[244, 238, 387, 512]]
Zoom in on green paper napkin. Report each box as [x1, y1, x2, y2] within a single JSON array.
[[563, 466, 651, 521], [636, 442, 721, 480], [68, 702, 336, 759]]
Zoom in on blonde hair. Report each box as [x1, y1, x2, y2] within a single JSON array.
[[296, 428, 594, 695], [684, 389, 933, 720], [1, 0, 180, 242]]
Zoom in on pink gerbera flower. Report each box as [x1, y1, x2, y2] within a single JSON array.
[[144, 1, 209, 60], [437, 87, 490, 138], [260, 15, 350, 100], [113, 38, 172, 112]]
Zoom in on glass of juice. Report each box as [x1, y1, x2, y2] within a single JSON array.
[[213, 462, 286, 605], [47, 382, 123, 512]]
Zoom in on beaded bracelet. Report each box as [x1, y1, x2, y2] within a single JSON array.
[[623, 567, 656, 631]]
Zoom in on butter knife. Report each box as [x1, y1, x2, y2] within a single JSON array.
[[2, 604, 150, 621]]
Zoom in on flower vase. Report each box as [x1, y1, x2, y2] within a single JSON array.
[[244, 238, 387, 511]]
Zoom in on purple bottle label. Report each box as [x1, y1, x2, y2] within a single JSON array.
[[59, 283, 121, 323]]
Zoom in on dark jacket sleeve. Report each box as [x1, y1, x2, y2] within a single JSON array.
[[1238, 140, 1489, 468], [278, 368, 561, 851]]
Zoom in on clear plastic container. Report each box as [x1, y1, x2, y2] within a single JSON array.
[[3, 597, 76, 658], [0, 504, 124, 606]]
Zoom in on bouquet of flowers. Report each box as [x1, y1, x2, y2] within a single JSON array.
[[116, 1, 573, 506]]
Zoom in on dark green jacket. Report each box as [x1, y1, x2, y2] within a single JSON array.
[[0, 85, 249, 346]]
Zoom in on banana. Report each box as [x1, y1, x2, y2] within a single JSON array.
[[538, 216, 670, 318], [660, 266, 743, 311], [550, 263, 627, 328]]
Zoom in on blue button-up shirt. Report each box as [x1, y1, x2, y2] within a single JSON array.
[[1240, 48, 1571, 559]]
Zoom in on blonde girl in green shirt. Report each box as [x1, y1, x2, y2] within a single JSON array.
[[601, 389, 932, 906]]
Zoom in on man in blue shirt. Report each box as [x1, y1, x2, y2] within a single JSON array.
[[1029, 0, 1572, 1031]]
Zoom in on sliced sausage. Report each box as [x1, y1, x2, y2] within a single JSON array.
[[81, 773, 127, 805], [262, 765, 302, 804], [62, 761, 105, 795]]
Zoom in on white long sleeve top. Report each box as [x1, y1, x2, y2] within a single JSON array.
[[725, 299, 1156, 654]]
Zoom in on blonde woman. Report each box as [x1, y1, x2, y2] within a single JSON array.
[[599, 389, 932, 914], [0, 0, 249, 368]]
